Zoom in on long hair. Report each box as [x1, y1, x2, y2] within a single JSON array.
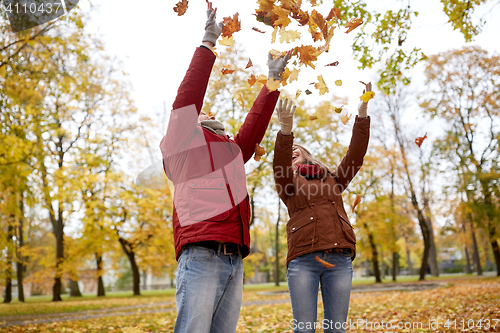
[[292, 144, 335, 181]]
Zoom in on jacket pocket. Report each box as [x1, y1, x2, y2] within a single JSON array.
[[188, 178, 232, 222], [287, 209, 316, 248], [339, 215, 356, 244]]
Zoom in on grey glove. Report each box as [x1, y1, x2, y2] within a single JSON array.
[[203, 10, 224, 46], [268, 53, 292, 80], [276, 98, 296, 135], [358, 82, 372, 118]]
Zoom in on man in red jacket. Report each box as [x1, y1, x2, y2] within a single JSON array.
[[159, 3, 290, 332]]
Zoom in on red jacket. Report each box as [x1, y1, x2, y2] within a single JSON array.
[[160, 47, 280, 259]]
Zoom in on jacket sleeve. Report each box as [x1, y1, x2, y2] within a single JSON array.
[[335, 116, 371, 193], [160, 47, 216, 174], [273, 131, 295, 203], [234, 85, 280, 163]]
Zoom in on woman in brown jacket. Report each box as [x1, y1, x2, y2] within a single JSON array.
[[273, 83, 372, 333]]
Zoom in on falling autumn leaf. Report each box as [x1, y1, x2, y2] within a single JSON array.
[[279, 29, 302, 43], [273, 6, 292, 28], [309, 115, 318, 121], [271, 26, 279, 43], [233, 88, 245, 107], [173, 0, 188, 16], [345, 18, 363, 34], [257, 74, 268, 85], [219, 36, 234, 46], [334, 106, 343, 114], [296, 45, 320, 69], [305, 89, 312, 95], [335, 79, 342, 86], [295, 90, 302, 98], [246, 59, 253, 69], [326, 61, 339, 66], [352, 194, 361, 211], [222, 13, 241, 37], [360, 91, 375, 103], [254, 143, 266, 161], [281, 67, 292, 86], [252, 27, 266, 33], [206, 109, 214, 117], [315, 75, 329, 95], [266, 77, 281, 92], [316, 255, 335, 268], [341, 113, 351, 125], [310, 0, 317, 6], [289, 68, 300, 83], [221, 67, 235, 75], [248, 74, 257, 87], [415, 133, 428, 147], [359, 80, 367, 85]]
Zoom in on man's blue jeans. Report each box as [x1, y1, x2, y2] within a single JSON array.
[[287, 249, 353, 333], [174, 245, 244, 333]]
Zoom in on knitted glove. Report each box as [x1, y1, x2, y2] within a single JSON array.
[[268, 53, 292, 80], [276, 98, 296, 135], [202, 10, 223, 46], [358, 82, 372, 118]]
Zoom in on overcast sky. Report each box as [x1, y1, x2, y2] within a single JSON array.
[[83, 0, 500, 172]]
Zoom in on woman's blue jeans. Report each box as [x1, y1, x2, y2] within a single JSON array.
[[174, 245, 244, 333], [287, 249, 353, 333]]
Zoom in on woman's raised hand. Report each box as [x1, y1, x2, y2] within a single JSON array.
[[202, 1, 223, 48], [276, 98, 296, 135], [358, 82, 372, 118]]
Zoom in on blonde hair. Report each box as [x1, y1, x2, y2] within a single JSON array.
[[292, 144, 335, 181]]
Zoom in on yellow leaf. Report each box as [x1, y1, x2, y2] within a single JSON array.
[[281, 67, 291, 86], [279, 29, 302, 43], [273, 6, 291, 27], [232, 88, 245, 107], [295, 90, 302, 98], [341, 113, 351, 125], [219, 36, 234, 46], [289, 68, 300, 83], [335, 79, 342, 86], [257, 74, 268, 86], [314, 75, 329, 95], [360, 91, 375, 102], [271, 26, 279, 44], [266, 77, 281, 92], [333, 106, 343, 114]]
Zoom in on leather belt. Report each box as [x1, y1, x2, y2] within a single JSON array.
[[191, 241, 241, 255]]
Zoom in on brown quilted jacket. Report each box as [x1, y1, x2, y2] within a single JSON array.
[[273, 116, 370, 266]]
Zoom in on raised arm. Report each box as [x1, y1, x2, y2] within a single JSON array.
[[335, 82, 372, 192]]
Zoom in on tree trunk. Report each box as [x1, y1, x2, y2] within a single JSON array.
[[52, 211, 64, 301], [470, 222, 483, 276], [142, 270, 147, 291], [96, 253, 105, 296], [16, 195, 25, 302], [461, 222, 472, 274], [365, 222, 381, 283], [490, 238, 500, 277], [3, 223, 14, 304], [119, 237, 141, 296], [69, 279, 82, 297], [392, 252, 398, 281], [427, 218, 439, 277], [404, 233, 413, 275], [274, 201, 281, 287]]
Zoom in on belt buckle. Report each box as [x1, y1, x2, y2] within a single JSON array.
[[223, 243, 231, 255]]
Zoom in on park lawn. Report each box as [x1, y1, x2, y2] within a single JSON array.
[[1, 276, 499, 332]]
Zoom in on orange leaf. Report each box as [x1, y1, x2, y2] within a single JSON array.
[[345, 18, 363, 34], [326, 7, 341, 21], [266, 77, 281, 92], [341, 113, 351, 125], [246, 59, 253, 69], [309, 115, 318, 121], [173, 0, 188, 16], [359, 80, 367, 85], [296, 45, 320, 69], [222, 13, 241, 37], [316, 255, 335, 268], [248, 74, 257, 87], [257, 74, 268, 86], [252, 27, 266, 33], [289, 68, 300, 83], [353, 194, 361, 211], [254, 143, 266, 161], [415, 133, 428, 147], [273, 6, 292, 27], [295, 90, 302, 99], [222, 68, 235, 75]]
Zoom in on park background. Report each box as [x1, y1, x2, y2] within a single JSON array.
[[1, 0, 499, 331]]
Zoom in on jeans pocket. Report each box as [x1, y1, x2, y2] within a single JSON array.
[[187, 246, 217, 261]]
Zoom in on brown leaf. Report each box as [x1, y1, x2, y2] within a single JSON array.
[[345, 18, 363, 34], [309, 115, 318, 121], [248, 74, 257, 87], [359, 80, 367, 85], [221, 68, 235, 75], [254, 143, 266, 161], [341, 113, 351, 125], [325, 61, 339, 67], [252, 27, 266, 33], [415, 133, 428, 147], [353, 194, 361, 211], [222, 13, 241, 37], [316, 255, 335, 268], [173, 0, 188, 16], [246, 59, 253, 69]]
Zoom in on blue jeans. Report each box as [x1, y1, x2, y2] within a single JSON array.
[[174, 245, 244, 333], [287, 250, 353, 333]]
